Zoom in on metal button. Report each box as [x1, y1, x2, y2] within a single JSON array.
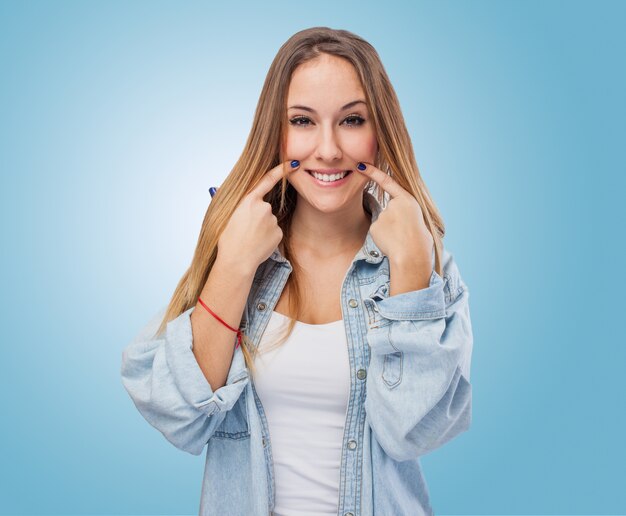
[[345, 512, 355, 516], [347, 439, 357, 450], [257, 302, 267, 311], [348, 299, 358, 308], [369, 250, 379, 257], [357, 368, 367, 380]]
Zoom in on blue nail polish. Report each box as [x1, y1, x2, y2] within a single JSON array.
[[209, 187, 217, 197], [357, 162, 366, 171], [291, 160, 300, 168]]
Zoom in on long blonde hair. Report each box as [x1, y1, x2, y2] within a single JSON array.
[[153, 26, 445, 378]]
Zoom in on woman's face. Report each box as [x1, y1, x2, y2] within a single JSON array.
[[281, 53, 378, 213]]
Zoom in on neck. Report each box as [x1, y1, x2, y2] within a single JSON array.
[[287, 194, 372, 260]]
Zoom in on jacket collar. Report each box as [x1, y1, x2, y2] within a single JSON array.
[[269, 191, 386, 266]]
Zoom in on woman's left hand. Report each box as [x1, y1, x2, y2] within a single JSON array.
[[356, 162, 434, 266]]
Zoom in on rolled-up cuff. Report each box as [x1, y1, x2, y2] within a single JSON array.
[[164, 306, 249, 415], [368, 270, 447, 321]]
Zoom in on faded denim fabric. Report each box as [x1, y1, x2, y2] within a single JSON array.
[[121, 191, 473, 515]]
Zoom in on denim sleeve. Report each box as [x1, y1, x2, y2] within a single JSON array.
[[120, 305, 250, 456], [363, 252, 473, 462]]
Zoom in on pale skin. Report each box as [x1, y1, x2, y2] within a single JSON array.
[[275, 54, 434, 324]]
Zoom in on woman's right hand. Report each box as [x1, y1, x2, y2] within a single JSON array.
[[216, 160, 300, 275]]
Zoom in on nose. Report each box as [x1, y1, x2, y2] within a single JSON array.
[[314, 123, 342, 162]]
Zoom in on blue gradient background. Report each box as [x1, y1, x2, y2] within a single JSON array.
[[1, 1, 624, 514]]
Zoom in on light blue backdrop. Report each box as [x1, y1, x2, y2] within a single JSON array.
[[1, 0, 624, 514]]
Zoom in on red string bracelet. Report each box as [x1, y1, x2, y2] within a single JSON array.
[[197, 297, 242, 349]]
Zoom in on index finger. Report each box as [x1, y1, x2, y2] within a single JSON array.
[[250, 160, 300, 198], [356, 162, 406, 199]]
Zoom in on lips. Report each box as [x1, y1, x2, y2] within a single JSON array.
[[305, 170, 352, 177], [305, 169, 353, 186], [306, 169, 350, 174]]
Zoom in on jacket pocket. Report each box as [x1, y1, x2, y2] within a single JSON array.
[[212, 385, 251, 440], [382, 350, 403, 388]]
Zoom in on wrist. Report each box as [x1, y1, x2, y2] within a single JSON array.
[[214, 252, 257, 281], [389, 255, 432, 296], [389, 252, 431, 270]]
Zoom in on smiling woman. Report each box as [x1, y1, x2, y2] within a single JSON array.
[[121, 26, 473, 516], [284, 57, 376, 207]]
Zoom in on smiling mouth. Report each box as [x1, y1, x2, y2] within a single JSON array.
[[306, 170, 353, 182]]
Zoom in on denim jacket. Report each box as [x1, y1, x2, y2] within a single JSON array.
[[121, 191, 473, 515]]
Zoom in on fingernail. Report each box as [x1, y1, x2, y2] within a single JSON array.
[[357, 162, 366, 171], [209, 187, 217, 197], [291, 160, 300, 168]]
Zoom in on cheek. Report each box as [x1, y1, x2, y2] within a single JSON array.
[[343, 133, 378, 161], [285, 132, 316, 159], [359, 130, 378, 158], [283, 129, 377, 163], [368, 137, 378, 157]]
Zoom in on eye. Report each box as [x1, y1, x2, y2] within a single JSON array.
[[289, 116, 311, 127], [344, 114, 365, 127], [288, 114, 367, 128]]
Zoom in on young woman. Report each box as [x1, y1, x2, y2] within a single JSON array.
[[121, 26, 473, 516]]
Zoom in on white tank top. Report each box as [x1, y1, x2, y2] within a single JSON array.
[[253, 309, 351, 516]]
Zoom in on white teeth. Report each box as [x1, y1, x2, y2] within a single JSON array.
[[310, 171, 348, 182]]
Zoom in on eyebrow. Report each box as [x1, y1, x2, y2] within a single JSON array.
[[287, 100, 367, 113]]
